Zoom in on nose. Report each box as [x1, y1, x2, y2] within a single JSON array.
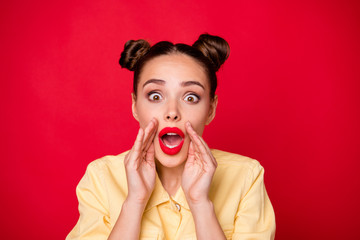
[[164, 101, 181, 122]]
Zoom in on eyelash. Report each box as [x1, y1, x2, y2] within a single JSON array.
[[184, 93, 200, 103], [147, 91, 200, 103], [148, 91, 163, 101]]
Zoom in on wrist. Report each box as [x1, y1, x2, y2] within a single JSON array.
[[188, 199, 224, 237], [185, 192, 211, 206], [188, 198, 213, 213], [124, 196, 148, 211]]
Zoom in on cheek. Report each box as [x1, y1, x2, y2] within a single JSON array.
[[184, 105, 210, 134], [136, 104, 158, 128]]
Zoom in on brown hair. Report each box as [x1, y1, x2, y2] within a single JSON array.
[[119, 34, 230, 99]]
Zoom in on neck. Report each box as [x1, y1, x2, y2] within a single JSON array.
[[156, 161, 185, 197]]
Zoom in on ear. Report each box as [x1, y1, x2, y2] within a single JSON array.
[[205, 95, 218, 125], [131, 92, 139, 122]]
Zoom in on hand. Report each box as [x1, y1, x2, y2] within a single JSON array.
[[124, 118, 158, 205], [181, 122, 218, 206]]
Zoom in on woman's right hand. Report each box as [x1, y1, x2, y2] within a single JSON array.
[[108, 119, 158, 240], [124, 118, 158, 205]]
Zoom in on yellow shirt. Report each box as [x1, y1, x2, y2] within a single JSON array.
[[66, 149, 275, 240]]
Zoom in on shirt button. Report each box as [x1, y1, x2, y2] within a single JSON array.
[[175, 203, 181, 211]]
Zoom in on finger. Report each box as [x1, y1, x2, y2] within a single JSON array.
[[188, 141, 195, 155], [141, 120, 154, 152], [185, 123, 207, 169], [142, 118, 157, 152], [143, 129, 156, 152], [134, 128, 145, 153], [186, 122, 215, 167], [196, 134, 211, 155], [186, 122, 207, 155], [142, 119, 155, 144], [185, 122, 200, 152], [197, 135, 217, 166], [145, 118, 158, 150], [145, 143, 156, 167], [126, 128, 144, 167], [186, 141, 196, 165]]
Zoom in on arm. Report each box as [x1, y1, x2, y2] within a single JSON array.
[[182, 122, 226, 240], [108, 119, 158, 240], [107, 199, 146, 240], [232, 163, 276, 240], [188, 200, 226, 240], [66, 162, 111, 240], [67, 119, 158, 240]]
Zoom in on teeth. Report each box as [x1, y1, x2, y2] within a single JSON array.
[[164, 143, 178, 148], [161, 132, 182, 148]]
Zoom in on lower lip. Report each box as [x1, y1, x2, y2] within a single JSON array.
[[159, 137, 184, 155]]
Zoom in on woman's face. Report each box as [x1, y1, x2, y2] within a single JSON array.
[[132, 53, 217, 168]]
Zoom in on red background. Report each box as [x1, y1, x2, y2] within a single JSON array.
[[1, 0, 359, 239]]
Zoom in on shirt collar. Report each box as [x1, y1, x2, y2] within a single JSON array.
[[144, 173, 190, 212], [144, 173, 169, 212], [172, 185, 190, 211]]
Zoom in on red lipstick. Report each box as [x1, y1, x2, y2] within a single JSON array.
[[158, 127, 185, 155]]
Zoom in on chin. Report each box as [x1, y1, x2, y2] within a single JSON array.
[[154, 140, 189, 169]]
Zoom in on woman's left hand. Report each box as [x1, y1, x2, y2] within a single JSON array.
[[181, 122, 218, 206]]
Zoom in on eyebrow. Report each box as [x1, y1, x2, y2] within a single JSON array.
[[181, 81, 205, 90], [142, 79, 205, 90], [143, 79, 166, 88]]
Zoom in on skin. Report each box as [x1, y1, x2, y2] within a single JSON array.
[[108, 53, 226, 240]]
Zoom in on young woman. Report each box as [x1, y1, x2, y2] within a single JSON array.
[[66, 34, 275, 240]]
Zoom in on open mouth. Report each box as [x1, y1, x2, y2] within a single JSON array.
[[161, 133, 183, 148], [158, 127, 185, 155]]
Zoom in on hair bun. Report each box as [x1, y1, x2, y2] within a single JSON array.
[[119, 39, 151, 71], [193, 34, 230, 71]]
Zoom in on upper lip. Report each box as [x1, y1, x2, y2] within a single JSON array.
[[159, 127, 185, 138]]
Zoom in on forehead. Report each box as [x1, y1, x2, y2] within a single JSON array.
[[138, 54, 209, 88]]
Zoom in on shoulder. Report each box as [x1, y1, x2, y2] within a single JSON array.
[[211, 149, 262, 171], [211, 149, 265, 188], [210, 149, 266, 207], [84, 150, 130, 177], [76, 150, 130, 197], [87, 150, 129, 169]]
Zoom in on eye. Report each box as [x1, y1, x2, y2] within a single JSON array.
[[148, 92, 162, 101], [184, 94, 199, 103]]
